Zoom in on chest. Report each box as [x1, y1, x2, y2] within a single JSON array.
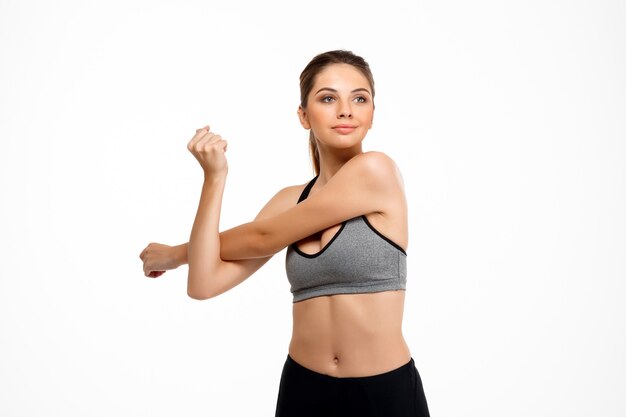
[[293, 223, 343, 256]]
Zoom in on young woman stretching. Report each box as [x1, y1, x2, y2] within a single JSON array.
[[139, 50, 430, 417]]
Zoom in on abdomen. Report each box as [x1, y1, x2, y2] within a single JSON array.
[[288, 290, 411, 377]]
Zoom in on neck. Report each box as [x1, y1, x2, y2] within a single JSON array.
[[315, 142, 363, 186]]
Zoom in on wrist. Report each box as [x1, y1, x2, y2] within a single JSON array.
[[203, 171, 227, 184], [175, 243, 188, 266]]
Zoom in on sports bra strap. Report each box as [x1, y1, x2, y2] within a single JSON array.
[[297, 176, 319, 203]]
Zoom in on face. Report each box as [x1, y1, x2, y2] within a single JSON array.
[[298, 63, 374, 150]]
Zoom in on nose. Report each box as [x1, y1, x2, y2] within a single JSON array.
[[337, 101, 352, 118]]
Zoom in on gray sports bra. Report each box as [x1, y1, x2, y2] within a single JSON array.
[[285, 175, 408, 303]]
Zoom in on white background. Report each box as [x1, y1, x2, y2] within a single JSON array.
[[1, 0, 624, 416]]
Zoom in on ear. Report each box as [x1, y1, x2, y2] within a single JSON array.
[[297, 105, 311, 129]]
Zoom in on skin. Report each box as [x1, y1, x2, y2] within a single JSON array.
[[139, 63, 411, 377]]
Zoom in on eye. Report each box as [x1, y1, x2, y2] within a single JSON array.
[[321, 96, 335, 103], [354, 96, 367, 103]]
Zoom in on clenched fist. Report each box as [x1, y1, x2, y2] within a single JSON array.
[[139, 242, 180, 278], [187, 125, 228, 177]]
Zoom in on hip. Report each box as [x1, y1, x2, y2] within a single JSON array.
[[275, 352, 430, 417]]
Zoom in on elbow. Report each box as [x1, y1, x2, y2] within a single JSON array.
[[186, 273, 216, 301], [187, 288, 213, 301]]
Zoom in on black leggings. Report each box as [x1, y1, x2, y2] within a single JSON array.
[[275, 354, 430, 417]]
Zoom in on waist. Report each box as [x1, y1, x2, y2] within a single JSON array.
[[288, 290, 410, 377]]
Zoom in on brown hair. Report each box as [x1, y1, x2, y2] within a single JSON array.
[[299, 50, 375, 175]]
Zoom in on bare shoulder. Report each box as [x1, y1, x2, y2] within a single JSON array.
[[254, 181, 309, 220], [343, 151, 405, 191]]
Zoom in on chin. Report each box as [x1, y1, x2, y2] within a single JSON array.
[[331, 141, 364, 151], [316, 131, 366, 149]]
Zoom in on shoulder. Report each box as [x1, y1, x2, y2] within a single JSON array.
[[351, 151, 401, 172], [274, 182, 308, 206], [343, 151, 404, 190], [253, 181, 309, 220]]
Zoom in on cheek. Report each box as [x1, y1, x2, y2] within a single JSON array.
[[361, 108, 374, 122], [308, 107, 332, 124]]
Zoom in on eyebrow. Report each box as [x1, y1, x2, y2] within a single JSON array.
[[314, 87, 372, 96]]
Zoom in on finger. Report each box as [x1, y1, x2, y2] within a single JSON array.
[[196, 134, 222, 151], [147, 270, 164, 278], [200, 132, 218, 144], [190, 134, 217, 154], [207, 134, 222, 145], [188, 128, 211, 149], [187, 126, 212, 148], [194, 129, 211, 143]]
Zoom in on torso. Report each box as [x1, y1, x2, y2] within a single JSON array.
[[289, 288, 411, 378], [286, 181, 411, 377]]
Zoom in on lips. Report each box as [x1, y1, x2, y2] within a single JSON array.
[[333, 125, 357, 134]]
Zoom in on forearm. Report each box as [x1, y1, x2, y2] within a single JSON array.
[[173, 224, 266, 266], [173, 242, 188, 266], [187, 175, 227, 295]]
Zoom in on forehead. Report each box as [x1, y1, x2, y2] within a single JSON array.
[[312, 63, 371, 91]]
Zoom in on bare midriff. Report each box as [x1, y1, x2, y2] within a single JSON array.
[[288, 289, 411, 378]]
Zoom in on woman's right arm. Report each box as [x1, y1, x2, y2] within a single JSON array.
[[186, 184, 299, 300], [140, 126, 300, 300], [140, 184, 300, 300]]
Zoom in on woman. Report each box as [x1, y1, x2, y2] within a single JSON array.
[[139, 50, 430, 417]]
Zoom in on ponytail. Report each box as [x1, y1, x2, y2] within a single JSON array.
[[309, 131, 320, 176]]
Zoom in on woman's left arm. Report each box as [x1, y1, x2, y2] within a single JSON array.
[[219, 151, 404, 260]]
